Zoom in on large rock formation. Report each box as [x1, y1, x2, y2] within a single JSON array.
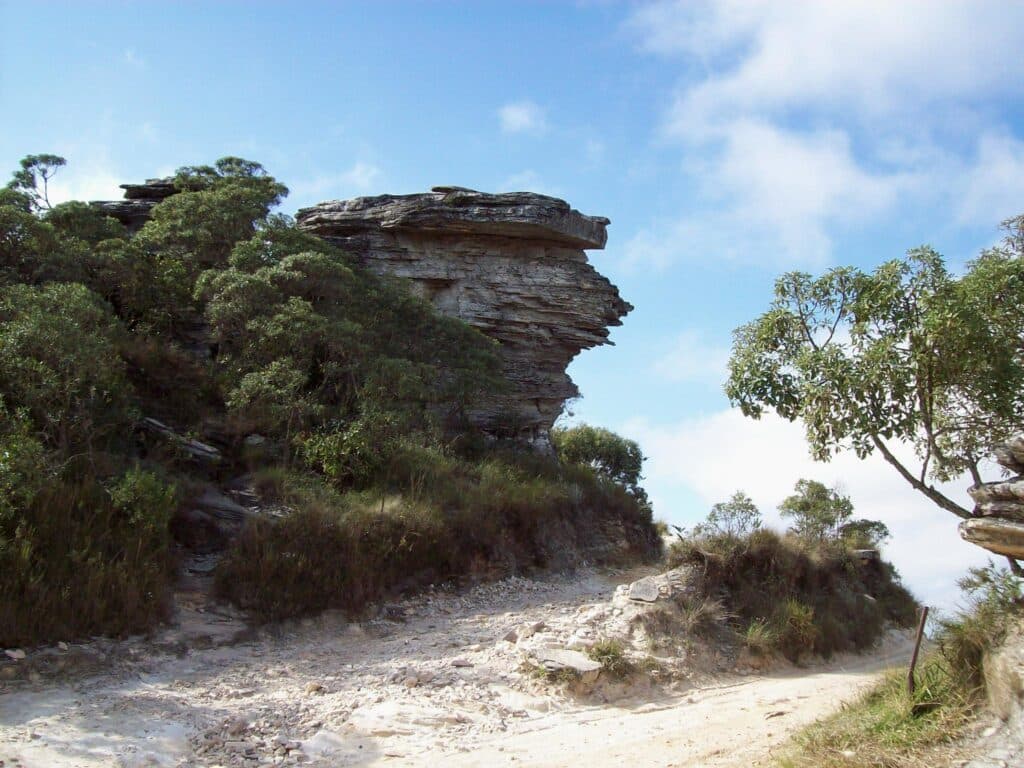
[[962, 436, 1024, 559], [297, 187, 631, 447], [91, 180, 631, 447]]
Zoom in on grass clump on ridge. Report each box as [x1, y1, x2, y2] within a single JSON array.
[[0, 466, 177, 647], [667, 528, 919, 662], [776, 563, 1024, 768], [215, 446, 661, 623]]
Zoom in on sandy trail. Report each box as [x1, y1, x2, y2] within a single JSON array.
[[0, 568, 913, 768], [431, 642, 914, 768]]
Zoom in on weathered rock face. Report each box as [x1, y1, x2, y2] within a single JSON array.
[[962, 436, 1024, 559], [91, 180, 631, 446], [92, 178, 176, 233], [297, 187, 631, 447]]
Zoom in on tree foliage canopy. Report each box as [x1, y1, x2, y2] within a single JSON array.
[[552, 424, 646, 496], [694, 490, 762, 539], [778, 479, 890, 549], [727, 220, 1024, 520]]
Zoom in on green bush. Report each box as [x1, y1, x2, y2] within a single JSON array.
[[668, 529, 917, 661], [0, 282, 135, 457], [588, 639, 636, 678], [216, 449, 661, 622], [0, 468, 176, 646]]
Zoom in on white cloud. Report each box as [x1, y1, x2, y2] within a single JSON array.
[[625, 408, 992, 612], [46, 152, 124, 204], [499, 169, 561, 197], [121, 48, 146, 69], [619, 120, 907, 272], [498, 101, 548, 136], [584, 139, 606, 164], [958, 133, 1024, 226], [633, 1, 1024, 135], [289, 161, 383, 207], [652, 329, 731, 385], [624, 1, 1024, 270]]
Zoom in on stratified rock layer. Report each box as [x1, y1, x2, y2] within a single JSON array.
[[962, 436, 1024, 559], [297, 187, 631, 446], [92, 178, 176, 233]]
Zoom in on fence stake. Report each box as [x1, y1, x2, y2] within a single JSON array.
[[907, 605, 929, 696]]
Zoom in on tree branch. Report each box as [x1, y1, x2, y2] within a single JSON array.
[[870, 434, 972, 519]]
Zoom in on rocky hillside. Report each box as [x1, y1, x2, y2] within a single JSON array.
[[0, 155, 659, 648]]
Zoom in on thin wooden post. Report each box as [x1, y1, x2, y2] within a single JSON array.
[[907, 605, 929, 696]]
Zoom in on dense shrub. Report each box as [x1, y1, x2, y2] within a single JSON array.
[[215, 449, 661, 622], [0, 282, 135, 457], [668, 529, 918, 661], [0, 468, 177, 646]]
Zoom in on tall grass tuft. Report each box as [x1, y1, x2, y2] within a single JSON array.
[[0, 468, 177, 647]]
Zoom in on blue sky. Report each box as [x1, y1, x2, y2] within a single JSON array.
[[4, 1, 1024, 610]]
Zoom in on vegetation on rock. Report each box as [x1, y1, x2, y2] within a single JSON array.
[[0, 155, 659, 646], [670, 492, 917, 662]]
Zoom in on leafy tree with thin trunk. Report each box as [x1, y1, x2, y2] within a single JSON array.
[[727, 216, 1024, 569], [694, 490, 762, 539]]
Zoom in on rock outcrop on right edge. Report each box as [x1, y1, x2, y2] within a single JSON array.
[[962, 436, 1024, 559]]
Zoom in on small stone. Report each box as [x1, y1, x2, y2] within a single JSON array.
[[402, 676, 419, 688], [535, 649, 602, 684], [626, 577, 660, 603], [502, 629, 518, 643], [4, 649, 25, 660], [57, 642, 69, 651], [305, 682, 325, 695], [451, 659, 473, 668]]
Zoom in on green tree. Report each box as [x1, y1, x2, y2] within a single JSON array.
[[778, 480, 854, 543], [552, 424, 648, 501], [727, 217, 1024, 524], [0, 282, 134, 457], [839, 518, 892, 549], [7, 154, 66, 211], [694, 491, 762, 539]]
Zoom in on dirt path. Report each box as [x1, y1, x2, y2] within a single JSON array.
[[431, 641, 915, 768], [0, 569, 914, 768]]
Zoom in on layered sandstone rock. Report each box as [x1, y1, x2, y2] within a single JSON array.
[[92, 180, 632, 447], [92, 178, 176, 233], [297, 187, 631, 447], [962, 436, 1024, 559]]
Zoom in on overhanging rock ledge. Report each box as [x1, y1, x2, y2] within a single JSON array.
[[297, 187, 632, 448]]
